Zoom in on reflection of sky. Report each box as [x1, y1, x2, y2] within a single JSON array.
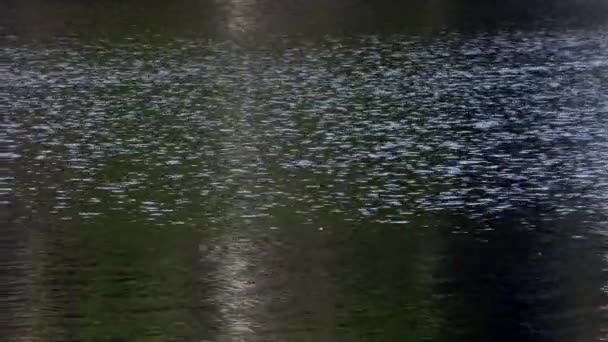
[[202, 219, 338, 341], [210, 236, 260, 339], [200, 107, 265, 340], [219, 0, 258, 35]]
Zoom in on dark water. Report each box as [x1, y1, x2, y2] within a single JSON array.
[[3, 1, 608, 341]]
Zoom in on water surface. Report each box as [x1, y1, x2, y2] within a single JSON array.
[[3, 1, 608, 341]]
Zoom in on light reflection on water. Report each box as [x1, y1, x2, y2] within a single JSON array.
[[3, 25, 608, 341]]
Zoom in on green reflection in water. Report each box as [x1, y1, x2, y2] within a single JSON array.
[[31, 215, 209, 341]]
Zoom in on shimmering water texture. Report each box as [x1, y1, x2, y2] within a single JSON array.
[[3, 29, 608, 341]]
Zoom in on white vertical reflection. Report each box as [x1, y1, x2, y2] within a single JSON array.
[[216, 0, 258, 35], [207, 235, 261, 340], [198, 77, 267, 340]]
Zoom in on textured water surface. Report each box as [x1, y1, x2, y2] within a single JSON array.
[[3, 3, 608, 341]]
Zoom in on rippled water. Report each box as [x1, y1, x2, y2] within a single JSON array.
[[3, 2, 608, 341]]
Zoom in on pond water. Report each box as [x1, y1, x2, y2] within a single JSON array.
[[3, 1, 608, 341]]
